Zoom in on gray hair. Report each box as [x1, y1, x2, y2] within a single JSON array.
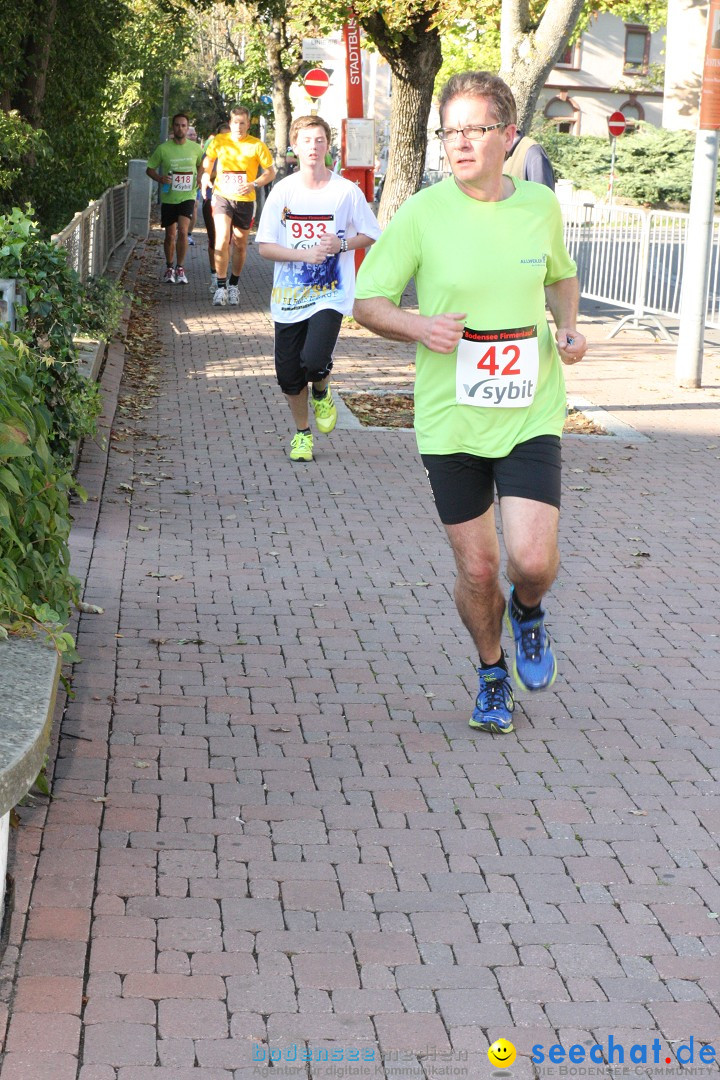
[[438, 72, 517, 128]]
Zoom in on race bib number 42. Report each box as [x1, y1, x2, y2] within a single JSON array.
[[171, 171, 194, 192], [456, 324, 539, 408]]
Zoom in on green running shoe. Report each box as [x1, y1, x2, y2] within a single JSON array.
[[290, 430, 313, 461], [310, 389, 338, 434]]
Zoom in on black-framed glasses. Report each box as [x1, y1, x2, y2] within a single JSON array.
[[435, 123, 505, 143]]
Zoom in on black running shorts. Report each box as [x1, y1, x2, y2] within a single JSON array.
[[421, 435, 562, 525], [274, 309, 343, 395], [211, 194, 254, 231], [160, 200, 195, 228]]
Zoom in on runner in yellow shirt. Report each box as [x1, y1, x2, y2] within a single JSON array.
[[201, 106, 276, 306]]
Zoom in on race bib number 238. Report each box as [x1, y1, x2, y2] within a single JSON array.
[[456, 324, 539, 408]]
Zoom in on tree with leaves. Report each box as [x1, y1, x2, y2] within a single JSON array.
[[499, 0, 667, 133], [213, 0, 337, 175], [352, 3, 460, 226], [355, 0, 667, 222], [0, 0, 190, 231]]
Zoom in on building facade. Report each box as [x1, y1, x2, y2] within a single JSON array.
[[662, 0, 707, 130], [289, 5, 709, 177], [538, 11, 666, 137]]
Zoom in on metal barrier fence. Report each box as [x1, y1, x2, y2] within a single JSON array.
[[560, 201, 720, 337], [52, 181, 130, 283]]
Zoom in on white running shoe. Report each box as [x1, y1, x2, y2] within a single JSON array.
[[213, 286, 227, 307], [209, 273, 218, 295], [163, 266, 175, 284], [227, 284, 240, 306], [175, 267, 188, 285]]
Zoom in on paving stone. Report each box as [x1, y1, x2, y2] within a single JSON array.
[[292, 952, 360, 990], [157, 998, 229, 1039], [374, 1012, 451, 1053], [82, 1022, 156, 1065], [5, 1011, 82, 1054], [0, 1054, 80, 1080]]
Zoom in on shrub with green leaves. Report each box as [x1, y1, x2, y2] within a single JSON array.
[[0, 111, 47, 208], [536, 124, 705, 207], [0, 332, 79, 641], [0, 208, 109, 464], [0, 206, 120, 643]]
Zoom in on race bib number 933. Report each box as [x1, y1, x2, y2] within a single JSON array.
[[456, 324, 539, 408]]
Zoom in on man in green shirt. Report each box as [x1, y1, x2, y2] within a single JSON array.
[[354, 71, 587, 735], [146, 112, 204, 284]]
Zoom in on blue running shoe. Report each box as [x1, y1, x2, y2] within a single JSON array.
[[505, 588, 557, 691], [469, 666, 514, 734]]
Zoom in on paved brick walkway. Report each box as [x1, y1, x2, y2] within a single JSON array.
[[1, 221, 720, 1080]]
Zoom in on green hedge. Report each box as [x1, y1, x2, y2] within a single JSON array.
[[0, 332, 77, 647], [0, 208, 122, 644], [537, 124, 705, 207]]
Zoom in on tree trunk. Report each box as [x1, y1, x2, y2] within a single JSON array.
[[270, 77, 293, 174], [14, 0, 58, 126], [361, 12, 442, 227], [499, 0, 585, 133], [265, 18, 301, 176]]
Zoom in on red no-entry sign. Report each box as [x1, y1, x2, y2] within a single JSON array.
[[608, 110, 626, 137], [303, 68, 330, 99]]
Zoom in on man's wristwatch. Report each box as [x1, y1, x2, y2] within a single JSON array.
[[339, 238, 348, 253]]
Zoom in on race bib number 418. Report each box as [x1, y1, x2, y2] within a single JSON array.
[[171, 171, 194, 192], [456, 324, 539, 408]]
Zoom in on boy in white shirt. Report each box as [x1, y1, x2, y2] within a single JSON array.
[[256, 115, 380, 462]]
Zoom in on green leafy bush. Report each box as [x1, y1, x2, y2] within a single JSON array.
[[81, 275, 125, 342], [0, 206, 120, 643], [0, 332, 79, 643], [0, 111, 47, 209], [536, 124, 705, 207], [0, 208, 105, 464]]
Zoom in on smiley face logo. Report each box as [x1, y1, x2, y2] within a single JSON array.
[[488, 1038, 517, 1069]]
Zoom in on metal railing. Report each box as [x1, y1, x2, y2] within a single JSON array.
[[0, 278, 22, 331], [52, 181, 131, 283], [560, 201, 720, 337]]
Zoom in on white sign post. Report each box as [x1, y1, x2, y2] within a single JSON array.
[[606, 111, 626, 206]]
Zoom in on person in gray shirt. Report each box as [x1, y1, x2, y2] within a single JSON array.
[[504, 133, 555, 189]]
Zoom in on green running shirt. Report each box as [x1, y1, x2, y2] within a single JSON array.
[[147, 139, 204, 204], [355, 177, 577, 457]]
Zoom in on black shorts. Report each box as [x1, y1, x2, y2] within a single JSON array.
[[421, 435, 562, 525], [274, 309, 343, 395], [160, 200, 195, 228], [202, 198, 216, 248], [211, 194, 254, 231]]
